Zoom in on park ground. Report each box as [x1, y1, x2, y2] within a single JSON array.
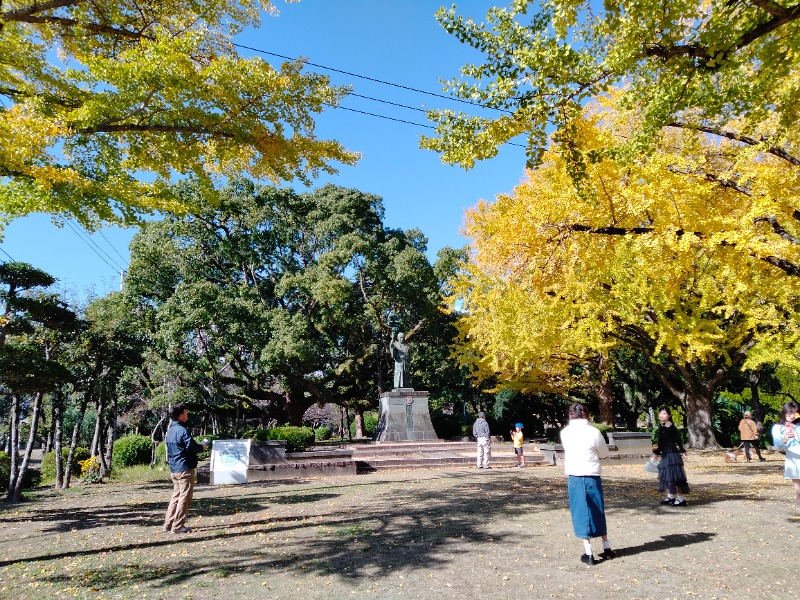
[[0, 447, 795, 600]]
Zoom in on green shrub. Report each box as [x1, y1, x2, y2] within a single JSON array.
[[240, 429, 270, 441], [349, 412, 378, 438], [0, 452, 9, 491], [155, 441, 165, 465], [593, 423, 615, 443], [314, 427, 332, 441], [111, 434, 152, 469], [41, 447, 90, 480], [267, 426, 314, 452]]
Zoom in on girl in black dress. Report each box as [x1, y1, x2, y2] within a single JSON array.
[[652, 407, 690, 507]]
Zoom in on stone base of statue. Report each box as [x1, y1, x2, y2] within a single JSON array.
[[374, 389, 440, 442]]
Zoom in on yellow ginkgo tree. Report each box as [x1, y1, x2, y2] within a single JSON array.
[[451, 97, 800, 449], [0, 0, 359, 229]]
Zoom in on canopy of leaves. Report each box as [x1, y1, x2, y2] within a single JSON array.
[[422, 0, 800, 173], [0, 0, 359, 228], [124, 179, 446, 424], [449, 98, 800, 446]]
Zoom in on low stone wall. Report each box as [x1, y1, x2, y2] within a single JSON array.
[[608, 432, 653, 454]]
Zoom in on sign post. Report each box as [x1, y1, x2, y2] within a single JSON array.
[[209, 439, 251, 485]]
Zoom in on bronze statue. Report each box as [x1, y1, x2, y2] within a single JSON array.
[[389, 331, 411, 389]]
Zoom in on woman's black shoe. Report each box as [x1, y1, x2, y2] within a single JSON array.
[[673, 499, 687, 507], [599, 549, 616, 560], [580, 554, 595, 566], [659, 498, 674, 505]]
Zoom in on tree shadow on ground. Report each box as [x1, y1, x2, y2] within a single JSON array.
[[7, 470, 773, 594]]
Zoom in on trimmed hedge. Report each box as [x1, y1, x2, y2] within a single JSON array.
[[314, 427, 332, 441], [41, 447, 90, 480], [350, 412, 378, 438], [112, 434, 152, 469], [240, 427, 314, 452]]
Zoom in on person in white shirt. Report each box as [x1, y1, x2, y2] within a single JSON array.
[[772, 401, 800, 512], [560, 403, 615, 566]]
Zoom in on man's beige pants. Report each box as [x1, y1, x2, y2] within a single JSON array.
[[164, 469, 195, 531]]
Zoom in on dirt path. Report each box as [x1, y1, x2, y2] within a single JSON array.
[[0, 451, 794, 599]]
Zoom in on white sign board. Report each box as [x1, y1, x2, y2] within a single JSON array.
[[209, 439, 251, 485]]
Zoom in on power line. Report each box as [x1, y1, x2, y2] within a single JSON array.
[[0, 247, 15, 261], [332, 102, 527, 148], [232, 43, 514, 115], [62, 219, 125, 273], [97, 229, 127, 262]]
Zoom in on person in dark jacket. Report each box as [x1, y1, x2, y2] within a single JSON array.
[[652, 407, 689, 507], [163, 403, 208, 534]]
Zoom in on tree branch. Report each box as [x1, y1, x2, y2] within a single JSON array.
[[79, 123, 236, 138], [7, 15, 148, 39], [644, 2, 800, 67], [667, 121, 800, 166], [1, 0, 82, 20], [666, 165, 752, 195], [754, 216, 800, 244]]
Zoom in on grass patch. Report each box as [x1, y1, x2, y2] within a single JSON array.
[[108, 464, 168, 483]]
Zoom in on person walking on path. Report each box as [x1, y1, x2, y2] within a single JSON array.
[[653, 407, 690, 507], [163, 403, 208, 534], [473, 411, 491, 469], [772, 401, 800, 513], [738, 411, 766, 462], [560, 403, 615, 566], [511, 423, 526, 468]]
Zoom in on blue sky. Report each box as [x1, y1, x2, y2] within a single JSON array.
[[1, 0, 527, 299]]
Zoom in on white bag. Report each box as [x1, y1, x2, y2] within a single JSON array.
[[644, 458, 660, 474]]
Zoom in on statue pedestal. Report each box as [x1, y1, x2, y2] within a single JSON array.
[[375, 389, 439, 442]]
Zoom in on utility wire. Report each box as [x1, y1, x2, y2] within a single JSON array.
[[0, 247, 15, 261], [333, 101, 527, 148], [62, 219, 125, 273], [97, 229, 127, 262], [232, 43, 515, 115]]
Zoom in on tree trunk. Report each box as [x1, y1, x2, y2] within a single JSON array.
[[10, 392, 44, 502], [53, 389, 64, 489], [684, 390, 719, 449], [7, 394, 20, 494], [748, 370, 764, 431], [345, 406, 352, 442], [149, 415, 167, 468], [354, 409, 365, 438], [63, 394, 90, 489], [595, 353, 614, 425], [90, 392, 105, 458], [102, 395, 117, 476]]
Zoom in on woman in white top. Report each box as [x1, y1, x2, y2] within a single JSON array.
[[560, 403, 615, 566], [772, 401, 800, 511]]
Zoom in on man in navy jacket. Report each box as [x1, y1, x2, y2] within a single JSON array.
[[163, 403, 208, 534]]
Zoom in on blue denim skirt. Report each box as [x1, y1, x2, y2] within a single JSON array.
[[568, 475, 607, 538]]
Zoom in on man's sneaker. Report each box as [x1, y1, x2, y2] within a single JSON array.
[[171, 526, 192, 534], [673, 499, 687, 507], [599, 548, 616, 560], [580, 554, 595, 566], [759, 458, 767, 462], [161, 526, 171, 533]]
